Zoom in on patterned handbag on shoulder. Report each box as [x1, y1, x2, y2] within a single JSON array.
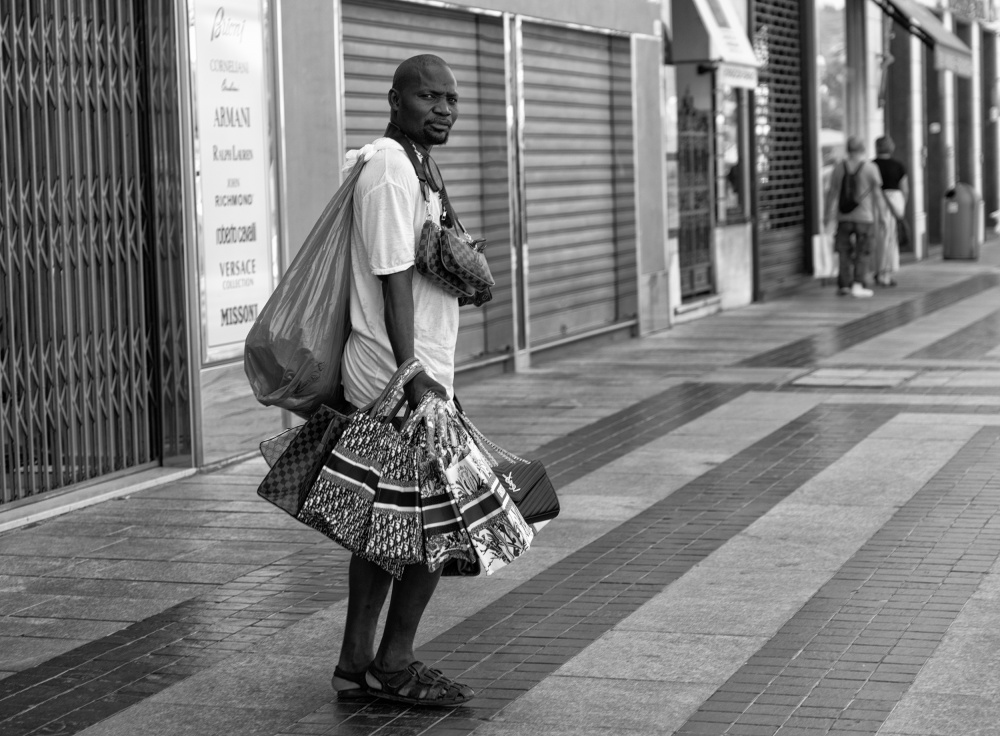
[[415, 220, 476, 298]]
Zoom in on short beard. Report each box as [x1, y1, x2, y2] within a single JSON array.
[[425, 128, 449, 146]]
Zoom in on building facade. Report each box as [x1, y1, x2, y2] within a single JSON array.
[[1, 0, 669, 504], [1, 1, 192, 504], [663, 0, 818, 313], [7, 0, 990, 507], [815, 0, 997, 265]]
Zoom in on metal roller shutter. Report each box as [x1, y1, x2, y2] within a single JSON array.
[[521, 23, 637, 346], [754, 0, 807, 294], [341, 0, 512, 365]]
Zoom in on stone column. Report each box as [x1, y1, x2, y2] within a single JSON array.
[[942, 10, 957, 188], [910, 33, 927, 258], [845, 0, 868, 141]]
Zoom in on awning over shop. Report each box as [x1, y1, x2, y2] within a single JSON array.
[[671, 0, 759, 89], [879, 0, 973, 77]]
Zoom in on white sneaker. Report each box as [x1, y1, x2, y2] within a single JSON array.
[[850, 283, 874, 298]]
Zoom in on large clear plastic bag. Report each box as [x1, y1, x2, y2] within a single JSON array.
[[244, 155, 369, 417]]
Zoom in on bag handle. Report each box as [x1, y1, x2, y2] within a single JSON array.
[[383, 123, 466, 235], [359, 357, 425, 420], [451, 395, 527, 466]]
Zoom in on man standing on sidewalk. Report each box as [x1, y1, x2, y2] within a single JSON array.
[[331, 54, 475, 708], [824, 135, 884, 298]]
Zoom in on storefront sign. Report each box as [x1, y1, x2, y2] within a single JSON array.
[[718, 63, 757, 89], [692, 0, 759, 72], [948, 0, 989, 22], [192, 1, 274, 362], [935, 44, 974, 77]]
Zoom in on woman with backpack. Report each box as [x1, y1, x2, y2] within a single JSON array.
[[823, 135, 885, 298]]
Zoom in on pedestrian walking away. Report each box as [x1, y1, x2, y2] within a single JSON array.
[[824, 134, 885, 298], [872, 135, 909, 287]]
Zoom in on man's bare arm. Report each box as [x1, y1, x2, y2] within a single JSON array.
[[382, 268, 447, 409]]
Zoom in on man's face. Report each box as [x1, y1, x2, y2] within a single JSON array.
[[390, 64, 459, 148]]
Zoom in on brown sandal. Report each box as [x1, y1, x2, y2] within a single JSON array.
[[365, 661, 474, 707]]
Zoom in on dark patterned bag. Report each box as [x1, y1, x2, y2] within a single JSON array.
[[257, 405, 352, 517], [492, 459, 560, 525], [385, 122, 493, 307], [453, 401, 560, 530], [416, 221, 475, 298], [295, 359, 425, 578], [435, 223, 494, 292], [415, 223, 492, 307]]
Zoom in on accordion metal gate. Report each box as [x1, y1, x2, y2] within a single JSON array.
[[1, 1, 189, 504], [753, 0, 808, 296]]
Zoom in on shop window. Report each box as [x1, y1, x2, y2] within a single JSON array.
[[817, 0, 846, 195], [716, 85, 750, 222]]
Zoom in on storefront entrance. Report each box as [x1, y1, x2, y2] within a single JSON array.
[[677, 92, 715, 299]]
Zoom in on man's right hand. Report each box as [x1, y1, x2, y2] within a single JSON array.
[[405, 370, 447, 410]]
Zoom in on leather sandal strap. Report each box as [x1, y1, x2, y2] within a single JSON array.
[[374, 662, 466, 702]]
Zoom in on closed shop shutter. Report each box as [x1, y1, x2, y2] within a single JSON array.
[[981, 31, 997, 234], [754, 0, 807, 295], [341, 0, 512, 365], [521, 23, 637, 346]]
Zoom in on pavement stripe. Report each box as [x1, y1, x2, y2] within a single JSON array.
[[740, 273, 1000, 368], [274, 403, 913, 735], [821, 288, 1000, 367], [479, 415, 982, 735], [0, 394, 992, 736], [907, 307, 1000, 361], [0, 547, 353, 736], [879, 512, 1000, 735], [0, 383, 750, 736], [673, 425, 1000, 736], [532, 383, 753, 488]]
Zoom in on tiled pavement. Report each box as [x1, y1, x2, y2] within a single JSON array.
[[1, 246, 999, 736]]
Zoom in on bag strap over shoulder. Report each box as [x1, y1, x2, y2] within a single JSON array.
[[843, 160, 878, 207], [383, 123, 466, 235]]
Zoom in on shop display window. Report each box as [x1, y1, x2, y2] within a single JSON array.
[[717, 85, 750, 222]]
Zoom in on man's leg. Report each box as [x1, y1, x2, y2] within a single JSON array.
[[835, 223, 854, 291], [337, 554, 393, 673], [365, 563, 473, 705], [373, 562, 443, 671], [854, 223, 873, 287]]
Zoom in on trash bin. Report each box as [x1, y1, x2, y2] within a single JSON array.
[[942, 183, 980, 260]]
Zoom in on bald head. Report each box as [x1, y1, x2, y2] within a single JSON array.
[[392, 54, 451, 94], [388, 55, 458, 148]]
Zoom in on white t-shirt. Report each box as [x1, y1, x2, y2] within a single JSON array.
[[341, 138, 459, 407]]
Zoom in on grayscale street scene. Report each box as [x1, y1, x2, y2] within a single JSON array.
[[2, 1, 999, 735]]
